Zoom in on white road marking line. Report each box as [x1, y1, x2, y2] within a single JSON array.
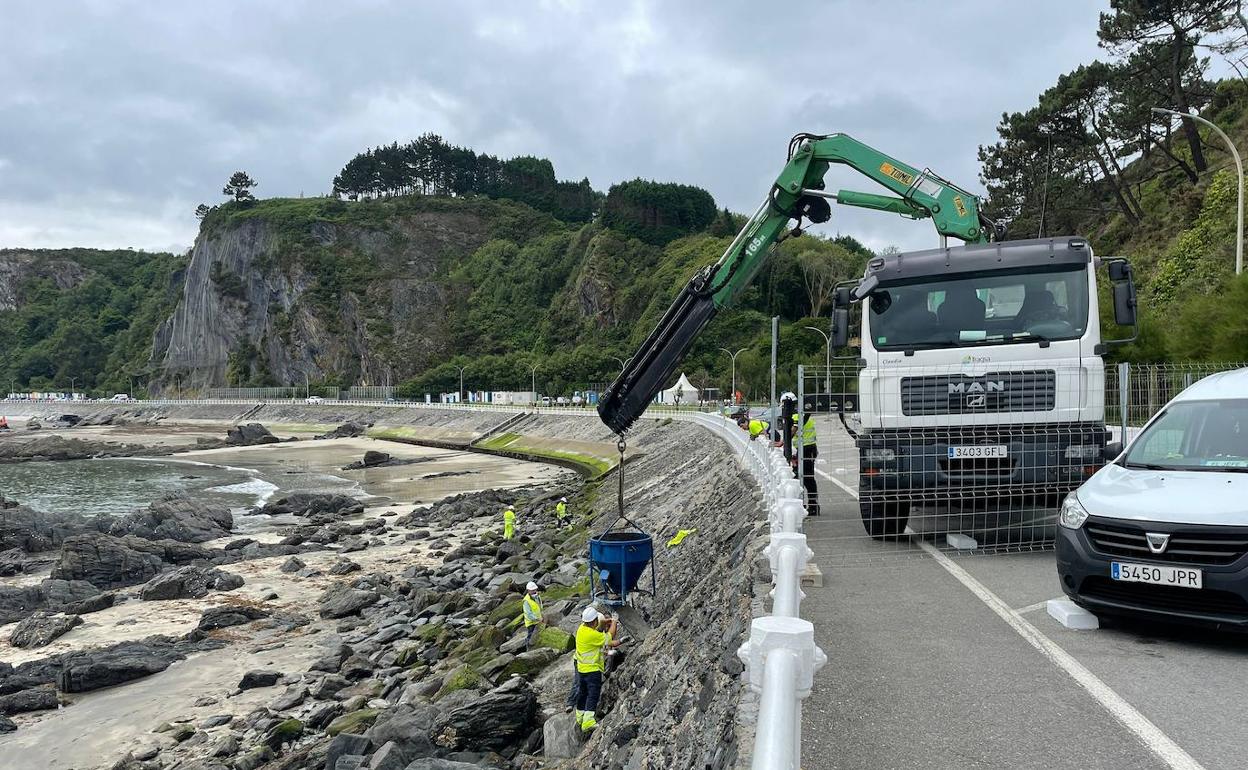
[[1013, 600, 1052, 615], [918, 541, 1204, 770], [815, 468, 858, 499], [809, 469, 1203, 769]]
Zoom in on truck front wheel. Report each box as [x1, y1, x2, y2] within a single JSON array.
[[860, 500, 910, 540]]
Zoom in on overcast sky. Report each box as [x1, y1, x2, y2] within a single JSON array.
[[1, 1, 1115, 254]]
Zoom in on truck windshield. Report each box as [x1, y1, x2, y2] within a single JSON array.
[[868, 266, 1089, 351], [1123, 400, 1248, 471]]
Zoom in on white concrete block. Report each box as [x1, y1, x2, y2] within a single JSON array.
[[946, 533, 978, 550], [1046, 598, 1100, 630], [800, 562, 823, 588]]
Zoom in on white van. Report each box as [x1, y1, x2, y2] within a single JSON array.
[[1057, 368, 1248, 629]]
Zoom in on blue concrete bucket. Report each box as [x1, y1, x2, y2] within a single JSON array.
[[589, 530, 654, 603]]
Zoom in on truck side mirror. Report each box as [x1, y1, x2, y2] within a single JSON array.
[[1110, 261, 1136, 327], [1103, 441, 1123, 461], [832, 307, 849, 348]]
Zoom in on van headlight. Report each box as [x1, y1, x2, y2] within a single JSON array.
[[1059, 494, 1089, 530], [1063, 445, 1101, 460]]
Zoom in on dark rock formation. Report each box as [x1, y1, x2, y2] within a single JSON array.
[[238, 670, 282, 690], [9, 612, 82, 649], [0, 686, 58, 715], [259, 493, 364, 522], [318, 585, 380, 619], [428, 678, 537, 753], [225, 423, 279, 446], [138, 566, 237, 601], [53, 636, 221, 693], [197, 605, 269, 631], [106, 495, 234, 543]]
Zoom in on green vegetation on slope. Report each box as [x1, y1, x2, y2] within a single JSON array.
[[0, 248, 186, 395]]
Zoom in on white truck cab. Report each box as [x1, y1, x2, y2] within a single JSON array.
[[832, 237, 1138, 538]]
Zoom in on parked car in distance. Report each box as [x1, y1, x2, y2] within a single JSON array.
[[556, 396, 570, 405], [1057, 367, 1248, 630], [305, 395, 324, 404], [540, 396, 553, 407], [109, 394, 132, 402]]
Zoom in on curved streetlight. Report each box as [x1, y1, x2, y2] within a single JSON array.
[[1152, 107, 1242, 275], [456, 365, 466, 404], [719, 347, 747, 404], [611, 356, 628, 373], [530, 364, 540, 407], [802, 326, 832, 393]]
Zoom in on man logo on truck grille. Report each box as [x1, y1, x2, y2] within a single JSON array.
[[948, 380, 1004, 394], [965, 393, 987, 408], [1146, 533, 1171, 554]]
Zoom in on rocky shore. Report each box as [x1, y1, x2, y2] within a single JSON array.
[[0, 406, 768, 770]]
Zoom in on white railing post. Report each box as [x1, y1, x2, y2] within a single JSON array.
[[766, 532, 812, 618], [737, 616, 827, 770]]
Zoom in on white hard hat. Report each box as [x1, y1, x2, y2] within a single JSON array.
[[560, 497, 567, 502], [581, 606, 600, 623], [526, 581, 538, 591], [781, 391, 797, 402]]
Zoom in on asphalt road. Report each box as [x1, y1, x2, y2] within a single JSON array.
[[799, 417, 1248, 770]]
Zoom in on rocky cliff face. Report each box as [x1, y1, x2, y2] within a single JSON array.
[[151, 209, 494, 389], [0, 251, 91, 312]]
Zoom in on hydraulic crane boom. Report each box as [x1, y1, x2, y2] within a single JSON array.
[[597, 132, 1002, 434]]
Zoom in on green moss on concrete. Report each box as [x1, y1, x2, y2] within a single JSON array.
[[326, 709, 380, 736]]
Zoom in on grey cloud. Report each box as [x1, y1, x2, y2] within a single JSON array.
[[2, 0, 1111, 253]]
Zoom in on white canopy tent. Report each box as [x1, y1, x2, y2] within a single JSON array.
[[658, 373, 700, 404]]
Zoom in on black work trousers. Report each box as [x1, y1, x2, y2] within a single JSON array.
[[574, 670, 603, 713], [801, 445, 820, 516]]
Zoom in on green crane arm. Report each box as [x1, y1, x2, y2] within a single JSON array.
[[597, 132, 999, 434]]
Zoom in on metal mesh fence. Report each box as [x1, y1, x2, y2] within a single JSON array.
[[794, 361, 1245, 566]]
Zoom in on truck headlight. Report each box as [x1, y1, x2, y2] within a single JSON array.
[[1059, 494, 1089, 529], [1063, 445, 1101, 460], [864, 447, 896, 463]]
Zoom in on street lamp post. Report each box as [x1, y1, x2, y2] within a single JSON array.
[[802, 326, 832, 393], [1153, 107, 1243, 275], [456, 365, 466, 404], [69, 376, 77, 395], [719, 347, 747, 404], [530, 364, 539, 407]]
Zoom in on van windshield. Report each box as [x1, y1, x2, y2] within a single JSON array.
[[867, 266, 1088, 351], [1123, 399, 1248, 471]]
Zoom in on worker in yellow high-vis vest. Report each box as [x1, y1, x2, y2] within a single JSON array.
[[793, 412, 820, 516], [503, 504, 516, 540], [522, 581, 543, 648], [573, 606, 621, 732], [555, 497, 570, 527]]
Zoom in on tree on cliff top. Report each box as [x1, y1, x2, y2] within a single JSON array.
[[223, 171, 258, 203]]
